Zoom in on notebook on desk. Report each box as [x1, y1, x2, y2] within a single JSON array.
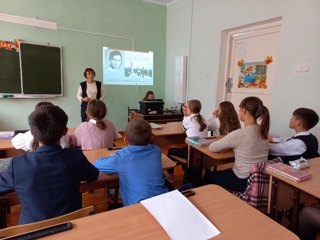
[[266, 162, 312, 182], [149, 123, 163, 129], [186, 137, 212, 147], [0, 131, 14, 140]]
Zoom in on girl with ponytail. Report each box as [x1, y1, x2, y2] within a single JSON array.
[[167, 99, 208, 177], [203, 96, 270, 192], [71, 99, 118, 150], [182, 99, 208, 137]]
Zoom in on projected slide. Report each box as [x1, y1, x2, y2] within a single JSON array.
[[103, 47, 153, 85]]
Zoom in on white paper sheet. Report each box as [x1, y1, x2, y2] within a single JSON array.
[[0, 131, 14, 140], [141, 190, 220, 240]]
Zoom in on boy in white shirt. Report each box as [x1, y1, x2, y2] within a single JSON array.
[[269, 108, 319, 163], [11, 102, 70, 151]]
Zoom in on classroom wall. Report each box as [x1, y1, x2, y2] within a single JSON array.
[[166, 0, 320, 136], [165, 0, 193, 108], [0, 0, 166, 131]]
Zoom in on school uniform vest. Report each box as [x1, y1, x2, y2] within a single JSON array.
[[280, 134, 319, 164], [80, 81, 101, 99], [80, 81, 101, 122]]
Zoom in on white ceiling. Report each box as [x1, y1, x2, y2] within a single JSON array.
[[142, 0, 177, 6]]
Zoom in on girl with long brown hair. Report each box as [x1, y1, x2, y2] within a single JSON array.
[[203, 96, 270, 192], [207, 101, 240, 136], [142, 91, 155, 101]]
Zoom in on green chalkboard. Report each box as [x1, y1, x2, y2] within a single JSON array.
[[20, 43, 62, 95], [0, 47, 21, 94], [0, 42, 62, 97]]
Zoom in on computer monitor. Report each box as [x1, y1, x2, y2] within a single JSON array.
[[139, 99, 164, 115]]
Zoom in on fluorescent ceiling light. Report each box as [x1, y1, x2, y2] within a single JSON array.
[[0, 13, 57, 30]]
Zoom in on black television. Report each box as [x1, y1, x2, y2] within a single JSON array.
[[139, 99, 164, 115]]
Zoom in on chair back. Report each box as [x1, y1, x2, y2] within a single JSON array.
[[0, 206, 94, 238], [310, 125, 320, 154], [233, 158, 283, 212]]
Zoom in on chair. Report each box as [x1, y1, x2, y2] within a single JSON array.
[[168, 155, 187, 166], [167, 143, 193, 169], [233, 157, 282, 212], [128, 107, 137, 122], [0, 206, 94, 238]]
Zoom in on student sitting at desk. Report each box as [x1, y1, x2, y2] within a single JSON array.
[[94, 118, 168, 206], [207, 101, 240, 136], [11, 101, 70, 152], [0, 105, 99, 224], [269, 108, 319, 163], [142, 90, 155, 101], [203, 96, 270, 192], [166, 99, 208, 178], [70, 99, 118, 150]]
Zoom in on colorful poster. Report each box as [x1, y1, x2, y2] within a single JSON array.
[[238, 61, 267, 89]]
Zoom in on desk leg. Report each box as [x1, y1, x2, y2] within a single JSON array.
[[199, 153, 204, 170], [187, 145, 192, 168], [269, 177, 278, 219], [114, 186, 119, 204], [290, 189, 300, 233], [0, 199, 8, 229]]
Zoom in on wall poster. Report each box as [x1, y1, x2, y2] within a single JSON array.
[[237, 56, 272, 89]]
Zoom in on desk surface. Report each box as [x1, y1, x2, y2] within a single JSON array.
[[0, 128, 76, 151], [129, 111, 184, 124], [83, 148, 176, 170], [266, 157, 320, 199], [151, 122, 185, 137], [130, 111, 184, 118], [43, 185, 298, 240], [132, 110, 184, 117], [0, 140, 13, 151], [188, 137, 234, 160]]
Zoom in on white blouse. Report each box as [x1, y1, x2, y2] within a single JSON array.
[[183, 113, 208, 138], [77, 82, 104, 102]]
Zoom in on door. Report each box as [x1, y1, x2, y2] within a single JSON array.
[[226, 25, 281, 113]]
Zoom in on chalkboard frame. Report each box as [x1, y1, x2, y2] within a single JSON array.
[[0, 41, 63, 98]]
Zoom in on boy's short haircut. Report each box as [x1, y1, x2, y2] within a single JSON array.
[[35, 101, 54, 110], [293, 108, 319, 130], [125, 119, 152, 146], [28, 105, 68, 145]]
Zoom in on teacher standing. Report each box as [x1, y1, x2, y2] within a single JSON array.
[[77, 68, 104, 122]]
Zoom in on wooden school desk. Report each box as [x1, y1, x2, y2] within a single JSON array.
[[129, 110, 184, 124], [42, 185, 298, 240], [187, 137, 234, 169], [0, 148, 175, 229], [82, 148, 176, 170], [0, 140, 24, 158], [267, 157, 320, 233], [0, 128, 76, 158], [151, 122, 186, 147], [0, 171, 119, 229]]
